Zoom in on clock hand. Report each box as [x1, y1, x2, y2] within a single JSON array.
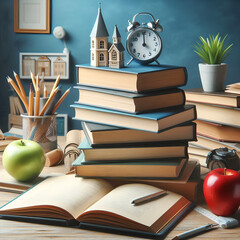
[[142, 32, 146, 47]]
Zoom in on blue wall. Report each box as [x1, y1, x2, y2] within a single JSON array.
[[1, 0, 240, 132]]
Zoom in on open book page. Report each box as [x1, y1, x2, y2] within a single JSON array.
[[80, 183, 183, 229], [0, 175, 114, 220]]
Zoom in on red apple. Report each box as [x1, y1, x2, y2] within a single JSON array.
[[203, 168, 240, 216]]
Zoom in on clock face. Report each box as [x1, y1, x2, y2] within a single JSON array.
[[127, 28, 162, 63]]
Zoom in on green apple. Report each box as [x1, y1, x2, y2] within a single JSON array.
[[2, 139, 45, 182]]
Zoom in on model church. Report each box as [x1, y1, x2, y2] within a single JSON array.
[[90, 4, 124, 68]]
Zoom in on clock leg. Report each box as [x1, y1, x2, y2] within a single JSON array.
[[155, 59, 160, 65], [127, 58, 134, 65]]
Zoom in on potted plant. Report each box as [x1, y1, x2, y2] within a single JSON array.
[[194, 34, 233, 92]]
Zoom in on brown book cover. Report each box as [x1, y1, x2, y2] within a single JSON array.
[[196, 119, 240, 143], [185, 88, 240, 107], [186, 101, 240, 128]]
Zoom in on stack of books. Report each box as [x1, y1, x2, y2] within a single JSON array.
[[186, 88, 240, 166], [71, 64, 200, 201]]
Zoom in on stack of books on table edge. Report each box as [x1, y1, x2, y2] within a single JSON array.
[[186, 88, 240, 166], [0, 64, 201, 240], [72, 64, 200, 198]]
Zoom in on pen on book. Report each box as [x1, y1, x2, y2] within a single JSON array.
[[172, 223, 219, 240], [131, 190, 167, 206]]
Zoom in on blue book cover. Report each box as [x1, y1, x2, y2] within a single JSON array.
[[76, 63, 187, 93], [71, 103, 196, 133], [76, 63, 186, 74]]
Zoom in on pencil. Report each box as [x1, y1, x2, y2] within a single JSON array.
[[7, 76, 29, 115], [13, 71, 28, 104], [29, 84, 34, 116], [39, 87, 59, 116], [52, 88, 71, 114], [44, 84, 48, 98], [36, 74, 39, 89], [31, 72, 37, 92], [131, 190, 167, 206], [50, 75, 60, 96], [34, 87, 40, 116]]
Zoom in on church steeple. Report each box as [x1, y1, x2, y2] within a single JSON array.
[[112, 25, 121, 44], [90, 3, 109, 37], [90, 3, 109, 67]]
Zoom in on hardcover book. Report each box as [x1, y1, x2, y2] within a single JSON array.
[[0, 175, 193, 239], [76, 63, 187, 93], [185, 88, 240, 107], [72, 104, 196, 133], [82, 121, 196, 147], [186, 101, 240, 128], [73, 153, 187, 179], [79, 137, 188, 162], [195, 119, 240, 143], [75, 85, 185, 114]]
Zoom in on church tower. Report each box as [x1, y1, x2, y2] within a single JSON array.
[[90, 3, 109, 67], [108, 25, 125, 68]]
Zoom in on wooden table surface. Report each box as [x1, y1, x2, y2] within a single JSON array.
[[0, 137, 239, 240]]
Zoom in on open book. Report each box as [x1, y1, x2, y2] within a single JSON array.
[[0, 175, 193, 238]]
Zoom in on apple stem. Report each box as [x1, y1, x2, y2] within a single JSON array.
[[224, 168, 227, 175], [21, 140, 25, 146]]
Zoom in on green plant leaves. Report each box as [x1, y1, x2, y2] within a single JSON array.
[[193, 34, 233, 64]]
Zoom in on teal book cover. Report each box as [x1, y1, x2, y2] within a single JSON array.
[[73, 152, 186, 167], [79, 136, 188, 150], [76, 63, 187, 76], [72, 103, 196, 133], [76, 63, 187, 93]]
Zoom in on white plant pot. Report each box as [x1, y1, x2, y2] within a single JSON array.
[[199, 63, 228, 92]]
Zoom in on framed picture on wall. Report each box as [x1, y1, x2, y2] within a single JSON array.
[[14, 0, 51, 34]]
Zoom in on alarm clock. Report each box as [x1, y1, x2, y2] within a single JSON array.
[[126, 12, 163, 65], [206, 147, 240, 171]]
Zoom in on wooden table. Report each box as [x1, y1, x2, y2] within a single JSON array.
[[0, 137, 239, 240]]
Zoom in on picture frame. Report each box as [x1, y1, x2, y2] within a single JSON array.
[[14, 0, 51, 34], [57, 114, 68, 136], [20, 52, 69, 79]]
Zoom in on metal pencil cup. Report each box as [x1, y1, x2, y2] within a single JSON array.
[[21, 114, 57, 153]]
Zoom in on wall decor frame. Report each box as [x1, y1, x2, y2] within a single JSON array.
[[56, 114, 68, 136], [20, 52, 69, 80], [14, 0, 51, 34]]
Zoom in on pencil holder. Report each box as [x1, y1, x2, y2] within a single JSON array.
[[21, 114, 57, 153]]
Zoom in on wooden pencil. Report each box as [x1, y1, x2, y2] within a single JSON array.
[[52, 88, 70, 114], [7, 76, 29, 115], [50, 75, 60, 96], [35, 87, 40, 116], [29, 84, 34, 116], [13, 71, 28, 104], [39, 87, 59, 116], [36, 74, 39, 89], [31, 72, 37, 92], [44, 84, 48, 98]]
